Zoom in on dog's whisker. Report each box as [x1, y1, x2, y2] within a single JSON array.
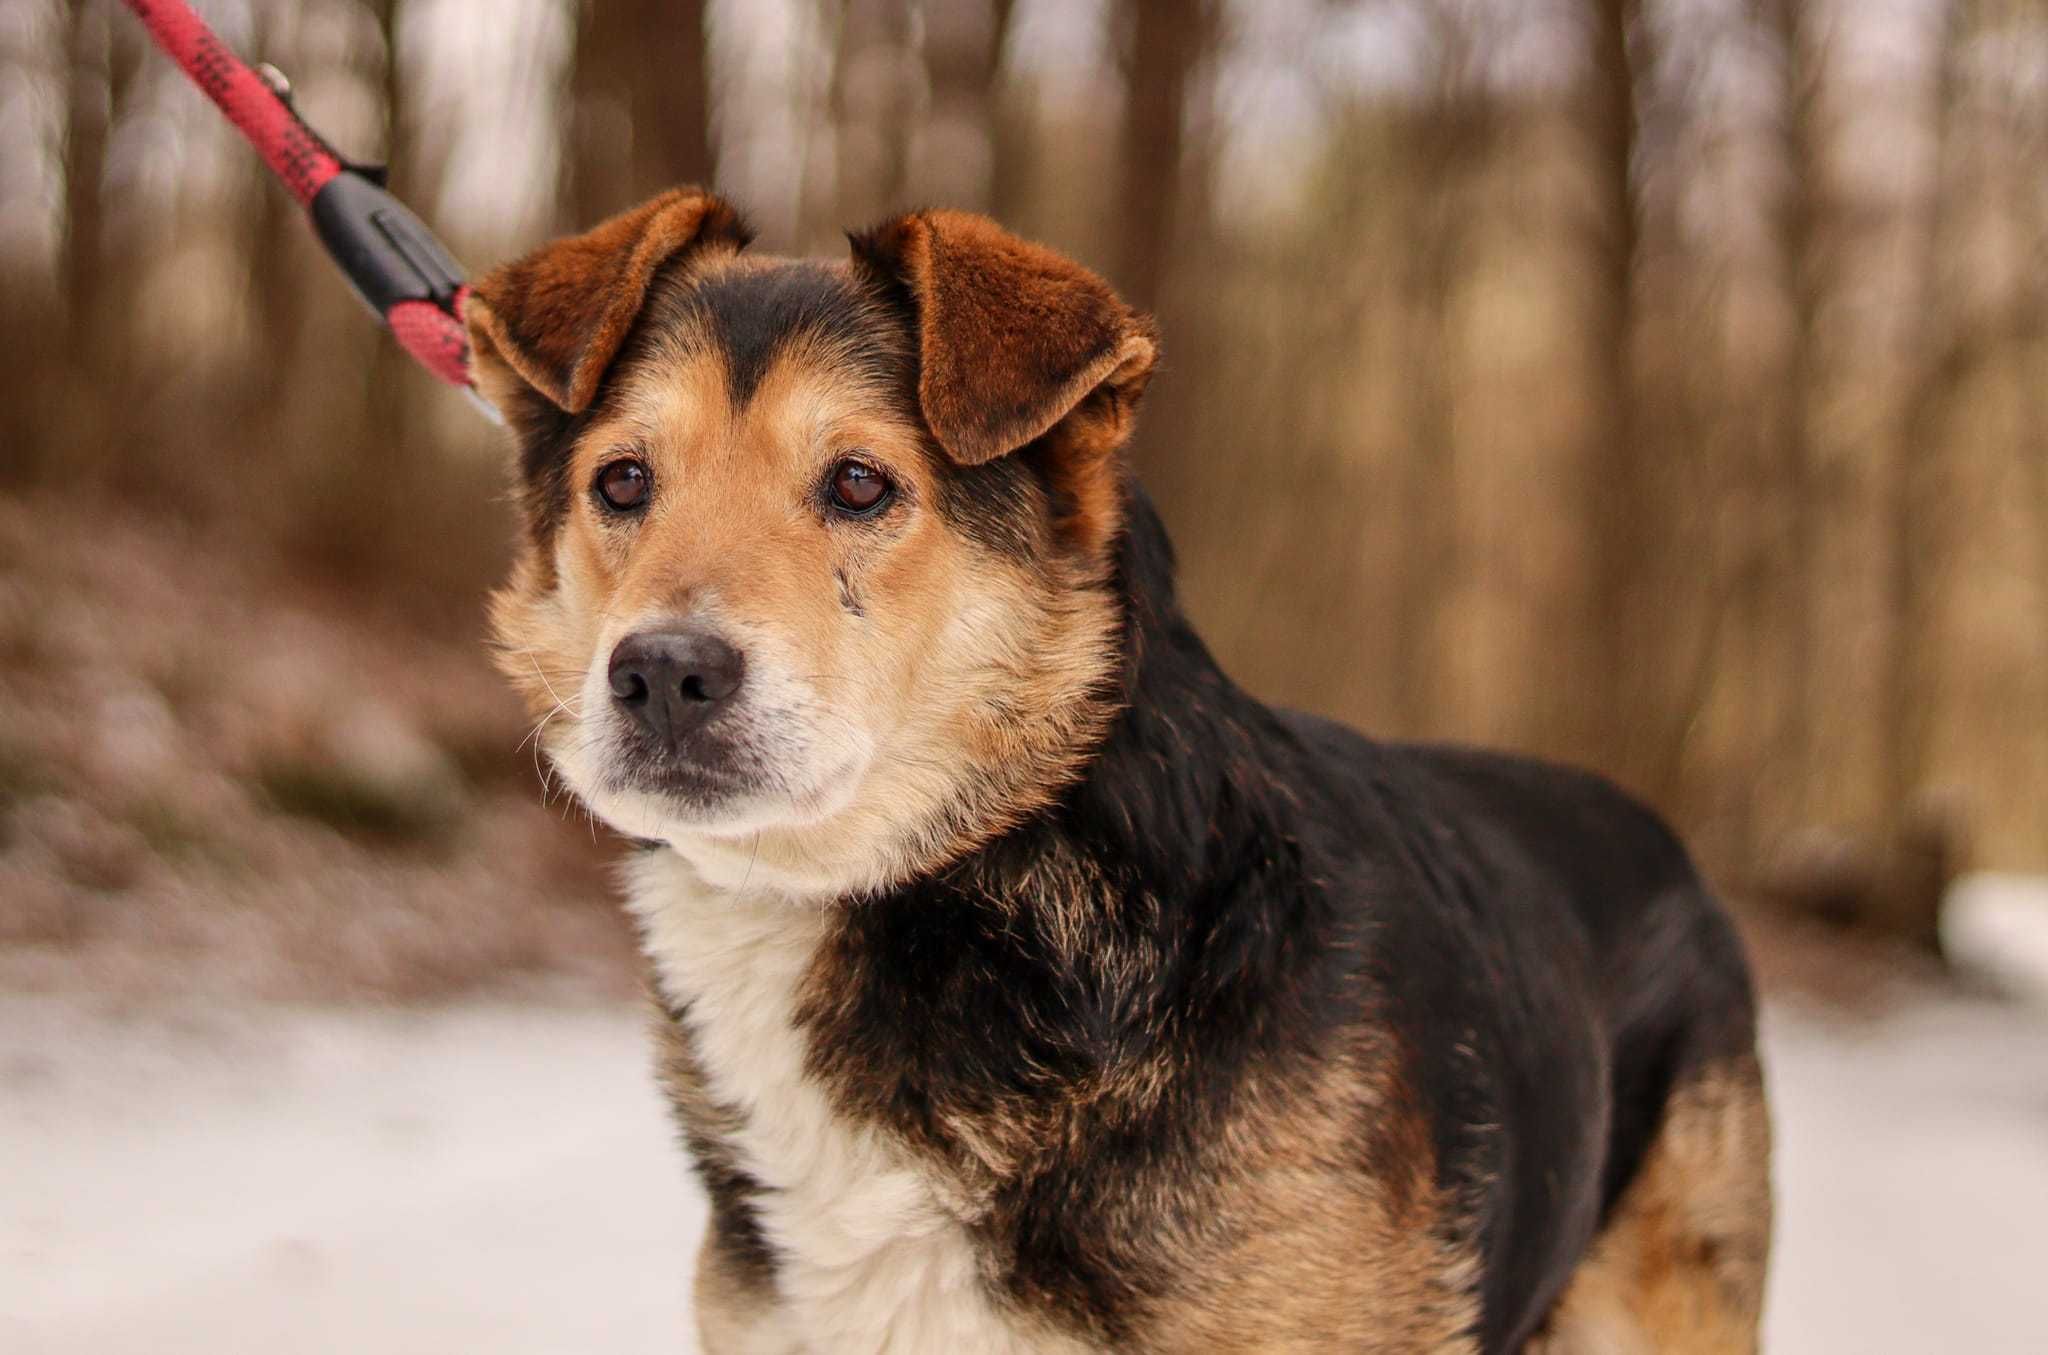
[[523, 651, 582, 718]]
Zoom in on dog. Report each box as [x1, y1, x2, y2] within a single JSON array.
[[464, 187, 1772, 1354]]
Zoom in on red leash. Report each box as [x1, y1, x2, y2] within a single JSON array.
[[120, 0, 495, 419]]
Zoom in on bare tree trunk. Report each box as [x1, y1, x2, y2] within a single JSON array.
[[2026, 5, 2048, 870], [631, 0, 714, 193], [60, 0, 112, 369], [569, 0, 714, 223], [984, 0, 1029, 226], [831, 0, 916, 230], [1389, 14, 1493, 736], [1760, 0, 1830, 842], [0, 10, 52, 483], [1580, 0, 1650, 786], [911, 0, 1015, 211], [365, 0, 421, 469], [1114, 0, 1217, 311], [1887, 0, 1965, 859]]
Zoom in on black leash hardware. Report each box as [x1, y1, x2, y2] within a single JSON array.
[[311, 170, 467, 322], [124, 0, 493, 416]]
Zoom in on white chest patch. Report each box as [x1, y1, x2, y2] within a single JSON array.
[[626, 852, 1089, 1355]]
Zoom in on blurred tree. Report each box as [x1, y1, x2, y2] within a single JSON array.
[[910, 0, 1018, 211], [1880, 0, 2045, 929], [1885, 0, 1965, 935], [831, 0, 916, 229], [1388, 1, 1497, 736], [243, 6, 309, 430], [1113, 0, 1219, 310], [568, 0, 714, 220], [983, 0, 1029, 225], [1579, 0, 1655, 789], [1758, 0, 1831, 850], [60, 0, 113, 371]]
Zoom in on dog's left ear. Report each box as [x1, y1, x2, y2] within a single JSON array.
[[849, 210, 1158, 468], [466, 187, 751, 415]]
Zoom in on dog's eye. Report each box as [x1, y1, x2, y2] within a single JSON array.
[[827, 458, 893, 516], [595, 458, 652, 512]]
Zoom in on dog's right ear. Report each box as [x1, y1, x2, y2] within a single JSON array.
[[464, 187, 750, 415], [847, 210, 1156, 468], [849, 210, 1156, 560]]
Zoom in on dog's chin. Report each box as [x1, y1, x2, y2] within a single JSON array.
[[554, 733, 873, 852]]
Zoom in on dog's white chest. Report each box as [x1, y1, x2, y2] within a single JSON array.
[[627, 854, 1080, 1355]]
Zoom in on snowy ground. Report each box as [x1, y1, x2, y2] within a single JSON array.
[[4, 988, 2046, 1354]]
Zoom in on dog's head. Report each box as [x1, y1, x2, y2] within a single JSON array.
[[467, 188, 1157, 896]]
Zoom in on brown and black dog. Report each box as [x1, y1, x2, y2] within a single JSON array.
[[464, 188, 1772, 1354]]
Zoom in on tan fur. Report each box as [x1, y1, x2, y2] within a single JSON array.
[[1531, 1058, 1773, 1355], [1137, 1051, 1482, 1355]]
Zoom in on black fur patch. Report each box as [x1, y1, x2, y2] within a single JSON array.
[[931, 451, 1052, 563], [506, 393, 596, 560], [688, 1138, 780, 1289], [675, 262, 888, 408], [655, 998, 781, 1290]]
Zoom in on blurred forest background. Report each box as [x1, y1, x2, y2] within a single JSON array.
[[4, 0, 2047, 994]]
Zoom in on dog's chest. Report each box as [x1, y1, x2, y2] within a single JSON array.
[[627, 855, 1083, 1355]]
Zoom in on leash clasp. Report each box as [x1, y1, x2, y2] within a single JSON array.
[[311, 169, 466, 322]]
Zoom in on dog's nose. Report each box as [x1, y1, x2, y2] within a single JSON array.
[[608, 627, 747, 743]]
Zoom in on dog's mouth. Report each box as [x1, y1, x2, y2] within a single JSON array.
[[600, 724, 773, 806], [567, 696, 872, 842]]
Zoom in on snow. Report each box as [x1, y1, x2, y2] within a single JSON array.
[[1944, 872, 2048, 1008], [3, 987, 2044, 1353], [1763, 999, 2048, 1354], [0, 999, 703, 1355]]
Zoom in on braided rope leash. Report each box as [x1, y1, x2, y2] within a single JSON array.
[[119, 0, 496, 420]]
